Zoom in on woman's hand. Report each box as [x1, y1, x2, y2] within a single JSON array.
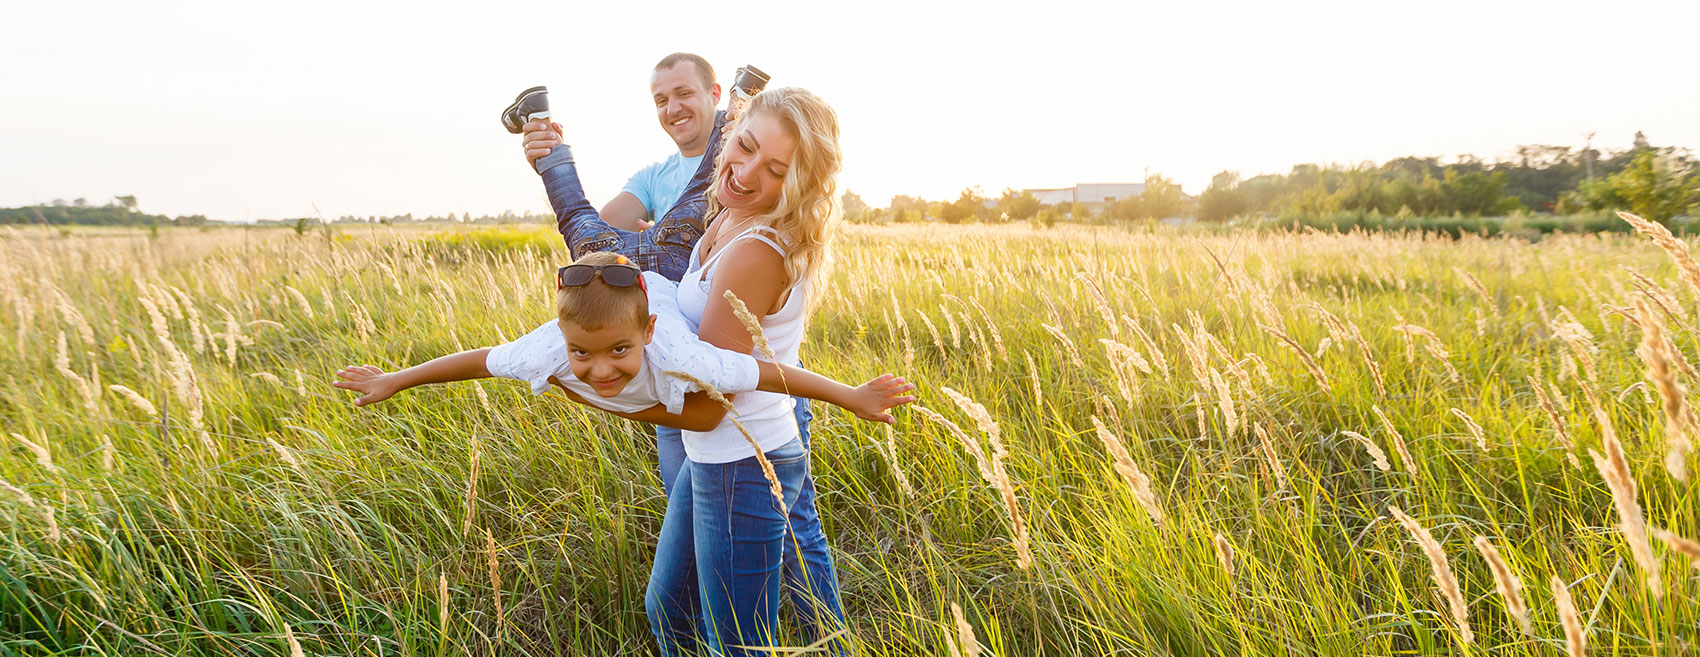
[[843, 374, 917, 425], [333, 365, 402, 407]]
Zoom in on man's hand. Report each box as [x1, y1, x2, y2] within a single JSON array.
[[333, 365, 403, 407], [843, 374, 917, 425], [522, 120, 564, 166]]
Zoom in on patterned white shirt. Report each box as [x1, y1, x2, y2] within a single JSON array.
[[485, 272, 759, 414]]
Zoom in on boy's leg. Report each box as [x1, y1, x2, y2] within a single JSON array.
[[538, 111, 725, 281], [535, 145, 638, 262]]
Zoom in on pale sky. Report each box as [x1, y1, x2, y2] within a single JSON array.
[[3, 0, 1697, 221]]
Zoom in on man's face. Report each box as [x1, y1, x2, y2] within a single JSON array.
[[714, 111, 797, 214], [559, 316, 655, 397], [651, 62, 720, 156]]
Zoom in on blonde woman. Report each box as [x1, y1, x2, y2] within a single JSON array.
[[641, 87, 849, 656]]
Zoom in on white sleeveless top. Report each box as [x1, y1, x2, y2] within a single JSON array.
[[675, 224, 808, 464]]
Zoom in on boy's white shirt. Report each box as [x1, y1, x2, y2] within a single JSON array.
[[485, 272, 760, 414]]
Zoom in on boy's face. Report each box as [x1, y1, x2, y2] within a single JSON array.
[[559, 315, 656, 397]]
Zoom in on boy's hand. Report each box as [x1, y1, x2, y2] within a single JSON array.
[[846, 374, 917, 425], [333, 365, 401, 407], [522, 120, 564, 165]]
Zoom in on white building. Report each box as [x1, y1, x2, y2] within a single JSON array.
[[1023, 183, 1148, 212]]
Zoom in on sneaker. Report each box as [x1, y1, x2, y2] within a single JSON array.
[[731, 65, 770, 99], [500, 86, 550, 134]]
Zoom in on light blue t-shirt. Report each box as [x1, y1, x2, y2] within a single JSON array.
[[621, 151, 704, 220]]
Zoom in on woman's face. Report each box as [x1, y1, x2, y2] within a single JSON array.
[[714, 111, 797, 214]]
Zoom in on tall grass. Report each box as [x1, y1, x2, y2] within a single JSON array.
[[1, 221, 1696, 655]]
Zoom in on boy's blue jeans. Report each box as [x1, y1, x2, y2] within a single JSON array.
[[651, 400, 846, 655], [535, 111, 725, 281]]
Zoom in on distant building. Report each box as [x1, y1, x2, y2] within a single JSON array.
[[1023, 182, 1148, 213]]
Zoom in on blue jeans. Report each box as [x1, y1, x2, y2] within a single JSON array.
[[651, 399, 846, 655], [537, 110, 725, 281]]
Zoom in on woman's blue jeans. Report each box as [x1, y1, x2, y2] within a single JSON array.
[[649, 400, 846, 656]]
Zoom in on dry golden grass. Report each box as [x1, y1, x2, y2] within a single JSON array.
[[1089, 416, 1163, 525], [1552, 575, 1585, 657], [1213, 533, 1235, 580], [1588, 436, 1662, 597], [1387, 505, 1473, 645], [7, 222, 1699, 655], [1632, 298, 1696, 482], [1472, 536, 1531, 635]]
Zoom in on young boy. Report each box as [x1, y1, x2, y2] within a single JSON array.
[[333, 252, 914, 430]]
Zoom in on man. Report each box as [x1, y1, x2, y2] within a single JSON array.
[[521, 52, 721, 232]]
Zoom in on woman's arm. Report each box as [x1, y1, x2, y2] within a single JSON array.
[[333, 348, 492, 407]]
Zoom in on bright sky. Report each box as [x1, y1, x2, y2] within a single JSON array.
[[4, 0, 1697, 221]]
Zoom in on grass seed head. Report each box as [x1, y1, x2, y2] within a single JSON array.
[[1472, 535, 1531, 635], [1551, 575, 1584, 657], [1588, 443, 1662, 597], [1387, 505, 1473, 645], [1213, 532, 1235, 580]]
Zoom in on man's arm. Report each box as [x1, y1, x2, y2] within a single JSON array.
[[600, 193, 653, 232], [334, 349, 492, 407]]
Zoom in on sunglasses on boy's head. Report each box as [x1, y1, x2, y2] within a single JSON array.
[[556, 262, 646, 294]]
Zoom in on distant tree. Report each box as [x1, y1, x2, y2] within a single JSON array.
[[1069, 201, 1090, 219], [114, 195, 138, 212], [885, 194, 926, 222], [1197, 171, 1248, 223], [1034, 207, 1059, 229], [1574, 150, 1699, 223], [841, 190, 870, 222], [1135, 173, 1184, 220], [940, 187, 986, 224], [997, 188, 1041, 221], [73, 198, 88, 208]]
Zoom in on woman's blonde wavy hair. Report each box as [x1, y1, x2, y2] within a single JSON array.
[[705, 87, 843, 312]]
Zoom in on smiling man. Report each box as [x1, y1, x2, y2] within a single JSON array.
[[523, 53, 721, 232]]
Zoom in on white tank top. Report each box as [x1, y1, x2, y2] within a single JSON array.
[[675, 224, 808, 464]]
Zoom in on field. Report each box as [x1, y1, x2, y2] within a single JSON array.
[[2, 221, 1697, 655]]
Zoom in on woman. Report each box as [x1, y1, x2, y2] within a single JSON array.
[[537, 88, 850, 654]]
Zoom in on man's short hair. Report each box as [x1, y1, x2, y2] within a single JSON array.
[[653, 52, 716, 92]]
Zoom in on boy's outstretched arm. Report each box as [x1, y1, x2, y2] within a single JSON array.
[[334, 348, 492, 407], [755, 363, 917, 424]]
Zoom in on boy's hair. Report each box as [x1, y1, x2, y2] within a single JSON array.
[[653, 52, 716, 92], [556, 252, 649, 331]]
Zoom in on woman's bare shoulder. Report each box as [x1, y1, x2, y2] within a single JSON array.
[[709, 238, 789, 311]]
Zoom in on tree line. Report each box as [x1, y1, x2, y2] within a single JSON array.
[[0, 196, 211, 227], [0, 198, 552, 228], [844, 132, 1699, 228]]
